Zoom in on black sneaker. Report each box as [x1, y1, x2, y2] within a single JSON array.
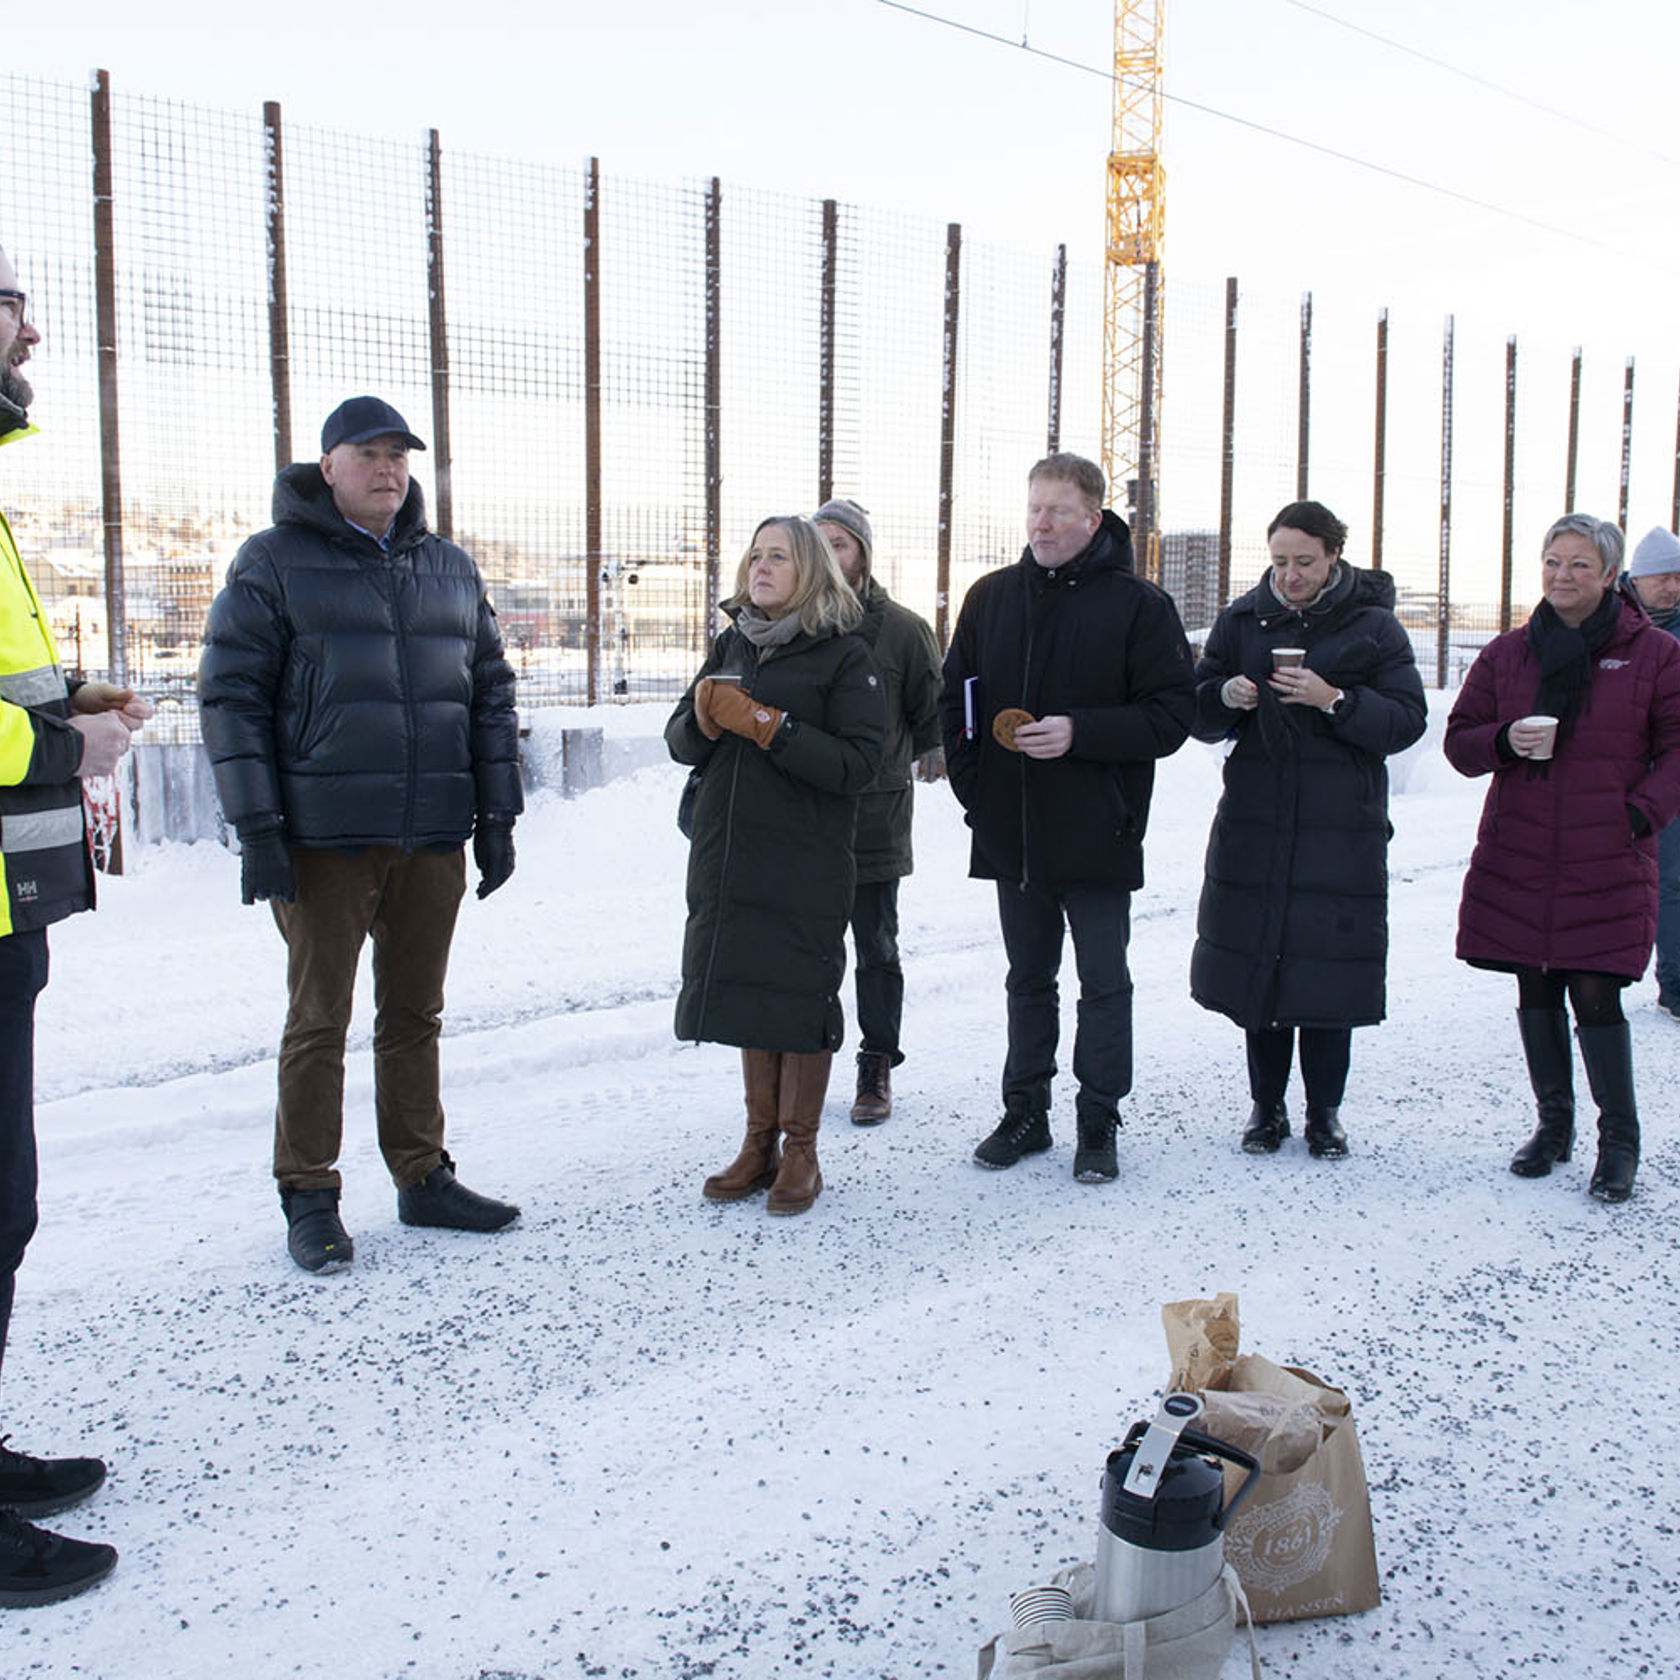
[[973, 1105, 1052, 1170], [0, 1440, 106, 1519], [0, 1511, 117, 1608], [1073, 1094, 1120, 1183], [280, 1187, 354, 1274], [1241, 1101, 1290, 1155], [397, 1152, 520, 1232]]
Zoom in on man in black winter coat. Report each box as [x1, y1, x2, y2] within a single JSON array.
[[200, 397, 523, 1275], [940, 453, 1194, 1183]]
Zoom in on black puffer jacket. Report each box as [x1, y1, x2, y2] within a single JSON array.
[[1189, 564, 1427, 1031], [853, 576, 942, 884], [939, 512, 1195, 891], [199, 466, 521, 848], [668, 615, 884, 1052]]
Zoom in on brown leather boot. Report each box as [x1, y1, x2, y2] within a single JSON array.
[[850, 1050, 893, 1125], [703, 1049, 783, 1201], [767, 1049, 832, 1216]]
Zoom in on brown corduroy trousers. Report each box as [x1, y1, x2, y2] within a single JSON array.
[[271, 845, 466, 1192]]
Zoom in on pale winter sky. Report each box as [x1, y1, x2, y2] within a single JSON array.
[[12, 0, 1680, 570]]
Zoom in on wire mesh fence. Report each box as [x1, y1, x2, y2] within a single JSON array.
[[3, 68, 1677, 748]]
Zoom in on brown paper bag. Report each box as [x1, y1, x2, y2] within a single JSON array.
[[1162, 1293, 1381, 1625]]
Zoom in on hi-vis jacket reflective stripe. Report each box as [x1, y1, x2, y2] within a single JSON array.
[[1, 423, 93, 937]]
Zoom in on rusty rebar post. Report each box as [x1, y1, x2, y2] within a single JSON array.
[[1218, 276, 1237, 605], [1296, 291, 1312, 500], [263, 101, 292, 472], [1138, 259, 1160, 582], [583, 157, 603, 707], [1619, 357, 1635, 531], [1437, 315, 1455, 690], [1501, 336, 1517, 632], [1371, 308, 1388, 570], [704, 177, 722, 646], [1046, 243, 1066, 454], [90, 69, 126, 688], [819, 198, 837, 506], [1565, 348, 1582, 512], [935, 223, 961, 653], [424, 129, 453, 541]]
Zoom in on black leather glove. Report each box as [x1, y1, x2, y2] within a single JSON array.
[[474, 819, 516, 900], [238, 825, 295, 906]]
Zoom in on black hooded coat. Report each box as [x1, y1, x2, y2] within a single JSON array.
[[1189, 564, 1426, 1031]]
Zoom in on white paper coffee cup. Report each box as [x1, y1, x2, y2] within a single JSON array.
[[1518, 714, 1559, 760], [1272, 647, 1306, 669], [1010, 1586, 1076, 1627]]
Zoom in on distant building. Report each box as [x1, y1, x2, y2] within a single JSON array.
[[1161, 528, 1222, 642]]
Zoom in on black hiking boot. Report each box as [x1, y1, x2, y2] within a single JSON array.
[[973, 1101, 1052, 1170], [1072, 1093, 1120, 1183]]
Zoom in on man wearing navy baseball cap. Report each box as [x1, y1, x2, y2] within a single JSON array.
[[200, 397, 524, 1273]]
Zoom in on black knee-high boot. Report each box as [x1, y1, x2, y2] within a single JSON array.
[[1576, 1022, 1639, 1203], [1510, 1009, 1574, 1177]]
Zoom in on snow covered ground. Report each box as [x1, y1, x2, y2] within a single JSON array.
[[10, 700, 1678, 1679]]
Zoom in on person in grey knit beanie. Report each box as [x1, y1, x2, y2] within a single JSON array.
[[1624, 525, 1680, 1015], [813, 496, 943, 1124]]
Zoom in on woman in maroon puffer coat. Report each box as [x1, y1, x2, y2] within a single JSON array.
[[1446, 513, 1680, 1202]]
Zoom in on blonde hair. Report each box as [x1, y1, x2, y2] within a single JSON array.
[[727, 515, 863, 636]]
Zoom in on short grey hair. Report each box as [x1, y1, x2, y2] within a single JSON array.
[[1544, 513, 1624, 575]]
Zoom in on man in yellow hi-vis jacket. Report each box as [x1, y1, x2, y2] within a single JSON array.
[[0, 240, 149, 1608]]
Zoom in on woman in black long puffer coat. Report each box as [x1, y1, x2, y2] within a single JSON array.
[[666, 516, 884, 1216], [1189, 500, 1426, 1159]]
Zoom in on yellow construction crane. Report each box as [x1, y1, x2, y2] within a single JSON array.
[[1103, 0, 1166, 581]]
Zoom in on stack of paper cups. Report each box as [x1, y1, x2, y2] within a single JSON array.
[[1010, 1585, 1076, 1627]]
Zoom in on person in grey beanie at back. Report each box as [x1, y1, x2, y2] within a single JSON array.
[[813, 498, 943, 1124], [1621, 525, 1680, 1015]]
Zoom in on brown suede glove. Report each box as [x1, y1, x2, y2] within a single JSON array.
[[706, 682, 787, 749], [693, 678, 725, 741]]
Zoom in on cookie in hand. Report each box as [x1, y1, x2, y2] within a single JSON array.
[[992, 707, 1037, 752]]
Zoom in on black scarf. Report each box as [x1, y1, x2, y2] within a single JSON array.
[[1524, 587, 1621, 753]]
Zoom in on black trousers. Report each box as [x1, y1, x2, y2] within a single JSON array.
[[0, 928, 48, 1405], [1245, 1026, 1352, 1109], [995, 881, 1133, 1111], [849, 878, 904, 1063]]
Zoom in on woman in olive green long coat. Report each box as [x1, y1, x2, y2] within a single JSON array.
[[666, 515, 884, 1215]]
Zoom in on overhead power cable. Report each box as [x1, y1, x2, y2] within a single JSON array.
[[876, 0, 1678, 273], [1281, 0, 1678, 170]]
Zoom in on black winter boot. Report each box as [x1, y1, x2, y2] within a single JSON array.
[[1073, 1092, 1120, 1183], [973, 1098, 1052, 1169], [1577, 1022, 1640, 1203], [1304, 1106, 1348, 1159], [280, 1186, 354, 1274], [398, 1152, 520, 1231], [1510, 1008, 1575, 1177], [1241, 1100, 1290, 1154]]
